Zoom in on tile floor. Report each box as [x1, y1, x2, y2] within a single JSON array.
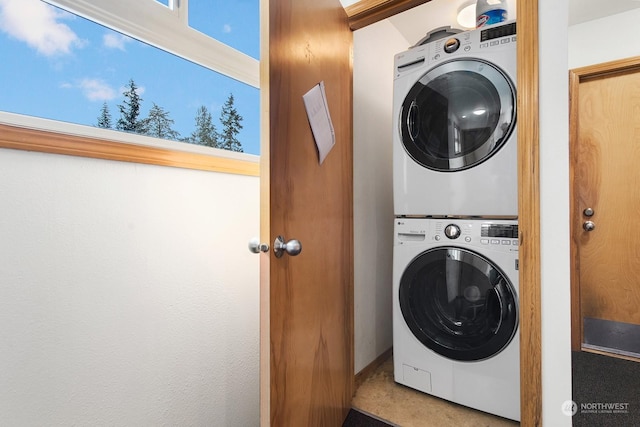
[[352, 357, 520, 427]]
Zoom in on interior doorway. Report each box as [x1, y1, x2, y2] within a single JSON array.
[[569, 56, 640, 360], [569, 55, 640, 426]]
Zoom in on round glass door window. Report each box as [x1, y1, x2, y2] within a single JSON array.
[[399, 247, 518, 361], [399, 59, 516, 172]]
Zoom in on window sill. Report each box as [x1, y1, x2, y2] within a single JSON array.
[[0, 113, 260, 177]]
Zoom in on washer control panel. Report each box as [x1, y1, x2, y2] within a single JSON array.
[[480, 223, 519, 247]]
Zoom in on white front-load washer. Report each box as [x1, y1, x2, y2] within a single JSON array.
[[393, 21, 517, 217], [393, 217, 520, 421]]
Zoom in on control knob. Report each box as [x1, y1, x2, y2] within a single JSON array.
[[444, 224, 461, 239], [444, 38, 461, 54]]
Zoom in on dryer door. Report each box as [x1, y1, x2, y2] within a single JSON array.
[[399, 59, 515, 172], [399, 247, 518, 361]]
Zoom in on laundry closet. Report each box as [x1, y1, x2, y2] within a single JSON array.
[[353, 0, 520, 422]]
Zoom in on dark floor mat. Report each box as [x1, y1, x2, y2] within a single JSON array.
[[572, 351, 640, 426], [342, 408, 394, 427]]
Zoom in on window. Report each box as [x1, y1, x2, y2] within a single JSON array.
[[0, 0, 261, 166], [188, 0, 259, 60]]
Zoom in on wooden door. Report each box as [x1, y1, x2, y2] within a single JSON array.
[[570, 57, 640, 354], [259, 0, 353, 426]]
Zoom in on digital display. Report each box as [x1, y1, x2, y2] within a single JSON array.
[[480, 22, 517, 42], [481, 224, 518, 238]]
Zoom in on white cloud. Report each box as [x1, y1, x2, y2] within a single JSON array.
[[103, 32, 130, 51], [0, 0, 86, 56], [60, 78, 118, 102], [223, 24, 232, 33], [79, 78, 117, 101]]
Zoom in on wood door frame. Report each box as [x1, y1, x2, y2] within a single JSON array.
[[345, 0, 431, 30], [516, 1, 542, 425], [259, 1, 271, 423], [569, 56, 640, 351]]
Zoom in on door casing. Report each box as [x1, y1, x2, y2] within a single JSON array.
[[569, 56, 640, 352]]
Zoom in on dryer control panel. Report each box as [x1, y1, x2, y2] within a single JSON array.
[[480, 21, 517, 42], [394, 20, 517, 79], [395, 218, 519, 251]]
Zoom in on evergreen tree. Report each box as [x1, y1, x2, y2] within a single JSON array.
[[219, 93, 244, 152], [97, 102, 112, 129], [116, 79, 145, 133], [142, 103, 180, 140], [189, 105, 219, 147]]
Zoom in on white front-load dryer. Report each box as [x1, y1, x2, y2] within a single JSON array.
[[393, 217, 520, 421], [393, 21, 517, 217]]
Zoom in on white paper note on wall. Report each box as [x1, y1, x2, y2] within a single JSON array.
[[302, 81, 335, 164]]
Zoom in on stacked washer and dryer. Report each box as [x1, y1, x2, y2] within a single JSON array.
[[392, 21, 520, 421]]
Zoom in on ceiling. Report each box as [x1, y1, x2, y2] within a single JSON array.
[[367, 0, 640, 47]]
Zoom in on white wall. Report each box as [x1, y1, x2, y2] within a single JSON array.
[[569, 8, 640, 69], [0, 147, 260, 426], [352, 20, 407, 373], [539, 0, 572, 425], [537, 5, 640, 425]]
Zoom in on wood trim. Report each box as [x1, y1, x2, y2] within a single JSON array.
[[568, 56, 640, 352], [517, 0, 542, 425], [569, 68, 582, 352], [570, 56, 640, 79], [0, 123, 260, 177], [344, 0, 431, 30], [259, 0, 271, 424], [582, 346, 640, 363], [353, 348, 393, 392]]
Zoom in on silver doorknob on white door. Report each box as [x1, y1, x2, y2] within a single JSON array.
[[583, 221, 595, 232], [248, 238, 270, 254], [274, 236, 302, 258]]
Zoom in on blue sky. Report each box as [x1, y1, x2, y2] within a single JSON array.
[[0, 0, 261, 155]]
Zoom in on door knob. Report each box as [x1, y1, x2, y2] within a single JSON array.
[[583, 221, 595, 232], [274, 236, 302, 258], [248, 238, 269, 254], [583, 207, 594, 217]]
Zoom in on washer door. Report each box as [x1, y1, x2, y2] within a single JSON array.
[[399, 247, 518, 361], [399, 59, 516, 172]]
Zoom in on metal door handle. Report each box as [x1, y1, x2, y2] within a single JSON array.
[[274, 236, 302, 258], [248, 238, 269, 254], [583, 221, 595, 232]]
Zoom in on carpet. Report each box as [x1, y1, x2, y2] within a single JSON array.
[[572, 351, 640, 426]]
